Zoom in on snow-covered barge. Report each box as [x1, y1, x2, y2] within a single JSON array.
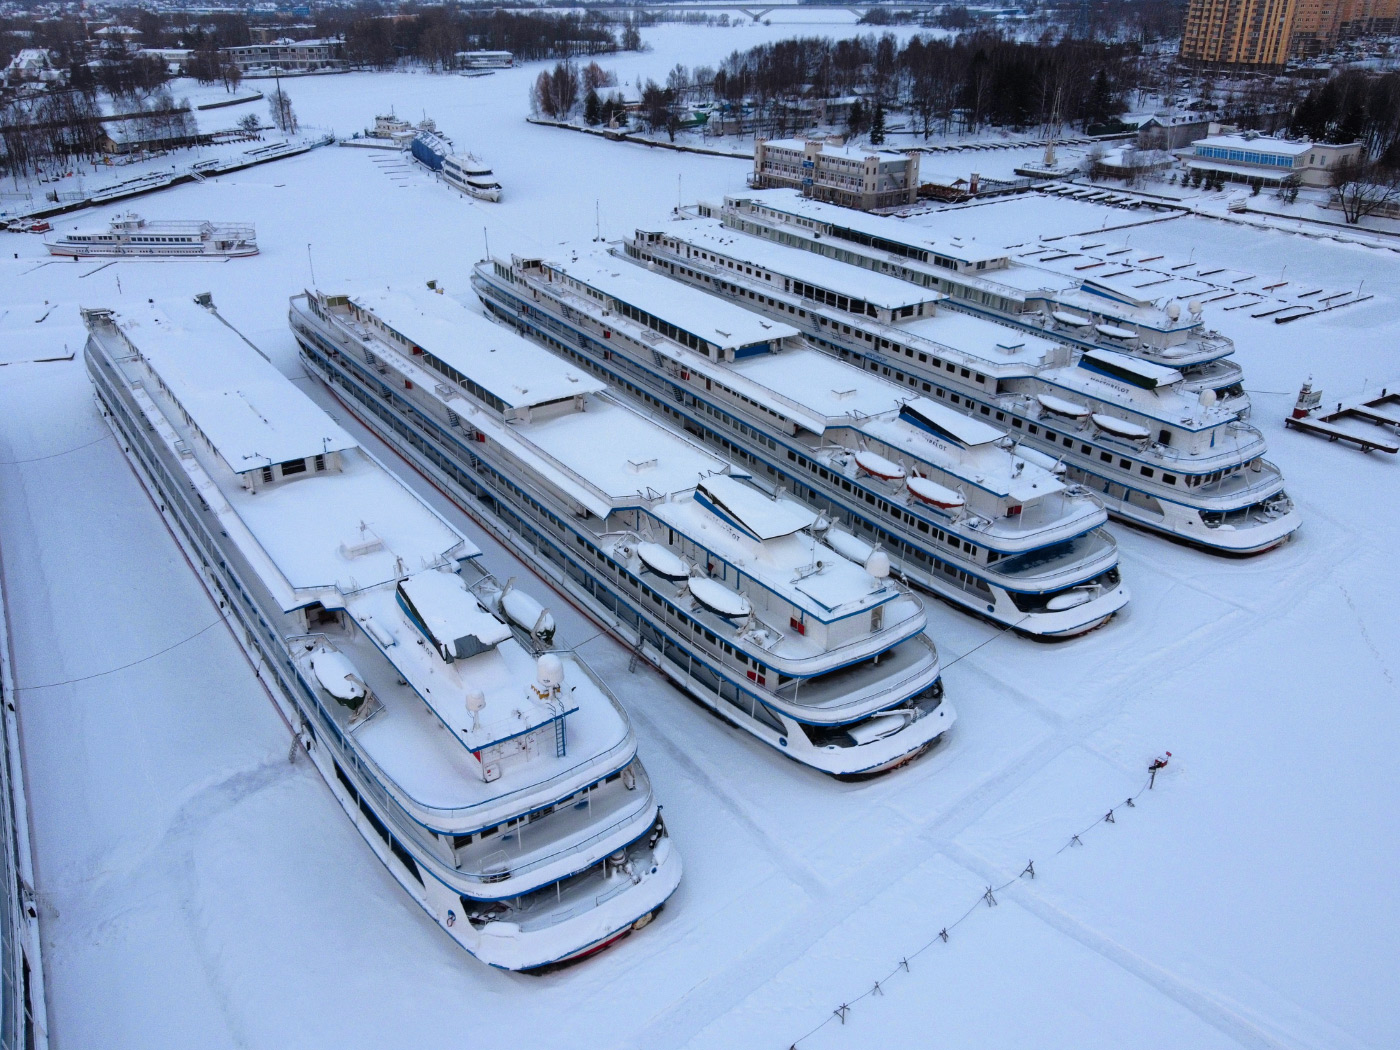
[[624, 220, 1299, 555], [84, 296, 679, 971], [472, 249, 1129, 637], [290, 284, 952, 776], [46, 212, 257, 258]]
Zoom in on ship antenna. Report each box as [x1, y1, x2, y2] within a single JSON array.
[[307, 242, 317, 287], [483, 225, 490, 261]]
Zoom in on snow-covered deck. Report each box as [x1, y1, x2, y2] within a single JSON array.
[[344, 284, 606, 411], [127, 299, 357, 474], [332, 586, 631, 820], [549, 249, 801, 354], [655, 218, 944, 312]]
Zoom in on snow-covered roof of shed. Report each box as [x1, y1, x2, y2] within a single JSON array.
[[345, 284, 605, 410], [549, 250, 800, 352], [649, 219, 943, 312], [1193, 134, 1313, 156], [761, 138, 910, 163], [119, 299, 356, 473]]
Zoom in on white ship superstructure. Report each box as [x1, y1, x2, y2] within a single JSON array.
[[442, 153, 502, 202], [290, 285, 952, 776], [624, 221, 1299, 555], [472, 250, 1129, 637], [707, 192, 1246, 414], [84, 297, 679, 971], [46, 212, 258, 258]]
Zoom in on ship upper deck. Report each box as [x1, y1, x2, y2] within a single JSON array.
[[343, 283, 606, 411], [91, 299, 634, 824]]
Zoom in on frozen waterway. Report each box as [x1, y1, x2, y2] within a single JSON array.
[[1, 26, 1398, 1050]]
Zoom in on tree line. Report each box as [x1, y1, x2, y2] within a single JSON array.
[[701, 32, 1139, 138], [340, 8, 640, 71]]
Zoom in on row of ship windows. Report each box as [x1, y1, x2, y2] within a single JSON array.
[[859, 349, 1245, 489], [447, 769, 627, 851], [556, 319, 1005, 593], [782, 447, 989, 562]]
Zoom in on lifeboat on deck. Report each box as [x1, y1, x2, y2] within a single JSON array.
[[907, 475, 965, 512], [1091, 413, 1152, 441], [688, 577, 751, 619], [1037, 393, 1091, 420], [855, 449, 906, 481], [637, 541, 690, 581], [310, 647, 368, 710]]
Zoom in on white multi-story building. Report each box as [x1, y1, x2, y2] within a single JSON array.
[[221, 38, 346, 75], [752, 138, 919, 211]]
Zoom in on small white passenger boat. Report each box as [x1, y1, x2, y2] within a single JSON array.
[[46, 212, 257, 258]]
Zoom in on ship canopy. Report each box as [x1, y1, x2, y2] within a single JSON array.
[[695, 474, 815, 542]]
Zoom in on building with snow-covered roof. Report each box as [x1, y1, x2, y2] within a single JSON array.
[[752, 137, 919, 211], [221, 37, 345, 75], [3, 47, 60, 86], [87, 294, 679, 971], [291, 282, 952, 776], [1182, 128, 1364, 186]]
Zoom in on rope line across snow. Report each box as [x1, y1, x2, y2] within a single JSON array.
[[15, 618, 224, 691], [786, 771, 1162, 1049]]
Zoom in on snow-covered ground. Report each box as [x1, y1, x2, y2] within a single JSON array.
[[1, 24, 1398, 1050]]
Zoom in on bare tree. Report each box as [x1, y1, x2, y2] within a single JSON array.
[[1331, 157, 1400, 224]]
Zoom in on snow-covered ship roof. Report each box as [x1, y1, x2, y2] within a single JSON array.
[[726, 190, 1010, 270], [546, 250, 801, 354], [102, 300, 472, 611], [122, 299, 356, 474], [346, 285, 605, 411], [644, 218, 944, 313]]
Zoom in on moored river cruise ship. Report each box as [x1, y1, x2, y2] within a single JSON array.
[[472, 250, 1130, 638], [290, 284, 953, 777], [84, 296, 679, 971], [706, 191, 1248, 416], [622, 220, 1299, 555]]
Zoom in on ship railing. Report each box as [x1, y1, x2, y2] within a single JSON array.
[[771, 632, 939, 710], [513, 863, 641, 933], [461, 797, 652, 888], [289, 631, 640, 833]]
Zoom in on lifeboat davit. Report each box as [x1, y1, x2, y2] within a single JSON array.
[[855, 450, 906, 481], [1091, 413, 1152, 441], [907, 475, 965, 511], [688, 577, 752, 619], [637, 541, 690, 580]]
